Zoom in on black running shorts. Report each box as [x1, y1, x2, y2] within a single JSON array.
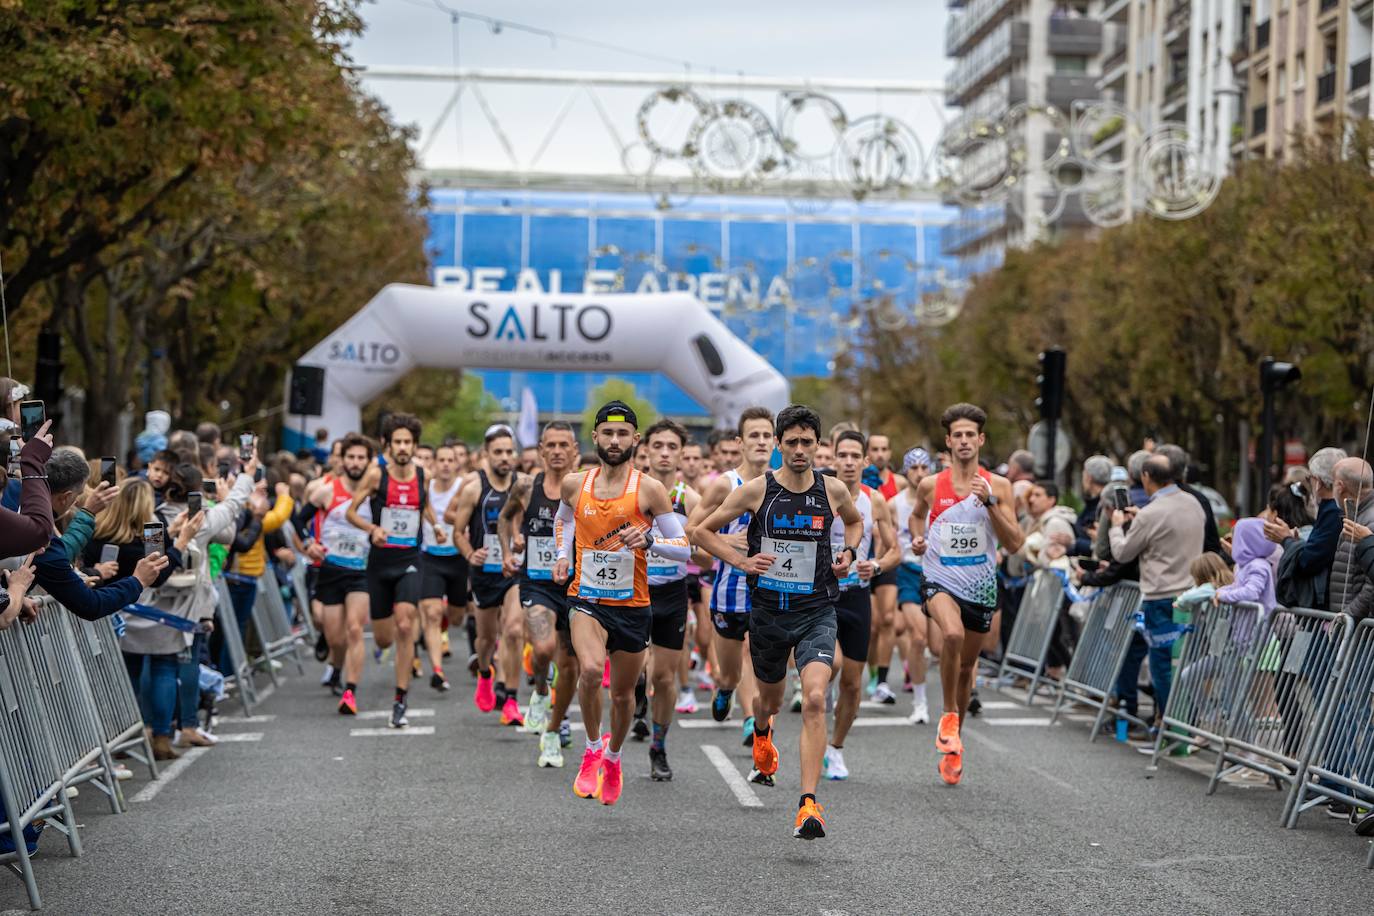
[[712, 611, 750, 642], [921, 582, 996, 634], [315, 563, 368, 606], [470, 569, 518, 610], [748, 604, 837, 684], [871, 566, 899, 589], [834, 587, 873, 662], [649, 579, 689, 651], [366, 550, 422, 620], [686, 573, 703, 604], [521, 579, 570, 633], [420, 551, 470, 604], [569, 599, 650, 655]]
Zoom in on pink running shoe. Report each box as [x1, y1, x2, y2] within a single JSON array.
[[573, 742, 605, 798], [499, 695, 524, 727], [598, 755, 623, 806], [474, 672, 496, 712], [601, 659, 611, 688]]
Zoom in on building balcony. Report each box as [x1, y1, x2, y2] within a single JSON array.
[[1046, 73, 1100, 109], [1256, 19, 1271, 50], [941, 209, 1008, 255], [1317, 69, 1337, 103], [1252, 103, 1268, 136], [1048, 18, 1104, 56], [945, 21, 1028, 106], [1352, 56, 1372, 93], [1165, 1, 1191, 44], [945, 0, 1017, 57], [1320, 0, 1340, 15], [1101, 0, 1130, 22]]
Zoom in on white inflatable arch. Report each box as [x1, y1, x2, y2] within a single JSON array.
[[283, 284, 790, 445]]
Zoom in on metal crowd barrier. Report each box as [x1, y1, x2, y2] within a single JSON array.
[[251, 573, 305, 679], [997, 569, 1066, 704], [1, 601, 139, 910], [1284, 616, 1374, 866], [214, 579, 259, 716], [68, 615, 156, 780], [1050, 581, 1144, 740], [287, 560, 319, 645]]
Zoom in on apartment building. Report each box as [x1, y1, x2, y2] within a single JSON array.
[[943, 0, 1104, 273], [1243, 0, 1373, 158]]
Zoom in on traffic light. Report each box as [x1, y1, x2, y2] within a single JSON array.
[[1037, 348, 1066, 421]]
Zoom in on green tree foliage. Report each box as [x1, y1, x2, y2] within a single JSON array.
[[856, 124, 1374, 496], [1, 1, 429, 452], [581, 379, 657, 442], [426, 374, 503, 448]]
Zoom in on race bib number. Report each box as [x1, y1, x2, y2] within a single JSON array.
[[326, 532, 368, 570], [379, 506, 419, 547], [482, 532, 504, 573], [937, 523, 988, 567], [838, 567, 864, 590], [427, 521, 458, 556], [578, 548, 635, 600], [759, 537, 816, 594], [526, 536, 557, 581]]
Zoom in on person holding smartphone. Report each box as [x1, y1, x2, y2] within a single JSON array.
[[0, 413, 55, 559]]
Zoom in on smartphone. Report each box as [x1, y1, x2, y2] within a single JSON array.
[[1112, 489, 1130, 511], [100, 456, 117, 488], [217, 459, 232, 479], [204, 479, 217, 499], [187, 491, 203, 516], [7, 439, 19, 476], [100, 543, 120, 565], [19, 400, 44, 441], [1344, 498, 1357, 519], [142, 521, 165, 556], [239, 432, 254, 463], [254, 466, 265, 483]]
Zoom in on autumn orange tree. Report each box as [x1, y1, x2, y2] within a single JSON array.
[[1, 1, 429, 452], [855, 123, 1374, 501]]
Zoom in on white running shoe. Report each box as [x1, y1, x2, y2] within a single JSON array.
[[872, 682, 897, 705], [790, 686, 804, 713], [523, 692, 551, 734], [195, 727, 220, 745], [319, 664, 336, 686], [675, 688, 699, 714], [538, 730, 564, 768], [823, 745, 849, 780], [908, 700, 930, 725]]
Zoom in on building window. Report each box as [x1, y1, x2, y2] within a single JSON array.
[[1277, 64, 1287, 98], [1054, 55, 1088, 73], [1295, 53, 1306, 89]]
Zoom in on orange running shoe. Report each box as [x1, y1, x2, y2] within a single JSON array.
[[597, 755, 623, 806], [793, 798, 826, 840], [751, 717, 779, 776], [338, 689, 358, 716], [500, 695, 525, 727], [939, 749, 963, 785], [936, 712, 963, 755], [522, 642, 535, 677], [573, 733, 610, 798]]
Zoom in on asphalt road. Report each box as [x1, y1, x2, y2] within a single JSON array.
[[7, 652, 1371, 916]]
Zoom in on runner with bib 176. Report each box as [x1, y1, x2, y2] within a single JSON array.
[[908, 403, 1022, 786], [692, 405, 864, 840]]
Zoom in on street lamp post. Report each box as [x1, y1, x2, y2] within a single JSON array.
[[1258, 357, 1301, 513]]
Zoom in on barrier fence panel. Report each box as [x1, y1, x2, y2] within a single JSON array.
[[1284, 618, 1374, 859], [215, 579, 259, 717], [68, 614, 157, 781], [997, 570, 1065, 705], [18, 604, 121, 814], [252, 574, 305, 677], [1206, 607, 1351, 802], [0, 624, 82, 910], [1050, 581, 1143, 740], [288, 560, 318, 644]]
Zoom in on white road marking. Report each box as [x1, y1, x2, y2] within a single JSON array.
[[355, 707, 435, 720], [1026, 764, 1079, 793], [349, 726, 436, 737], [680, 716, 912, 730], [215, 714, 277, 726], [972, 701, 1020, 710], [212, 732, 263, 743], [982, 717, 1056, 726], [701, 744, 764, 808], [960, 728, 1010, 754], [131, 748, 210, 803]]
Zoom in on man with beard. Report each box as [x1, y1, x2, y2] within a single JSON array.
[[347, 414, 446, 728], [554, 401, 691, 807], [306, 433, 375, 715], [448, 425, 529, 726], [497, 421, 580, 767]]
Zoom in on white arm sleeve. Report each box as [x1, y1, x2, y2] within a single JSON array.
[[554, 501, 576, 561], [648, 512, 692, 562]]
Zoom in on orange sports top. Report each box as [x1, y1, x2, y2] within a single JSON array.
[[567, 467, 651, 607]]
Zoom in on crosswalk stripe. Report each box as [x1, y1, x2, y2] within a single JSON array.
[[349, 726, 436, 737], [213, 732, 264, 743], [355, 708, 436, 720]]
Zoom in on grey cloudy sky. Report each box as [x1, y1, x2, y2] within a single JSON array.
[[349, 0, 952, 174]]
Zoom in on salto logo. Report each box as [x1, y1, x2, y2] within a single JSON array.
[[327, 341, 402, 365], [466, 301, 613, 343]]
